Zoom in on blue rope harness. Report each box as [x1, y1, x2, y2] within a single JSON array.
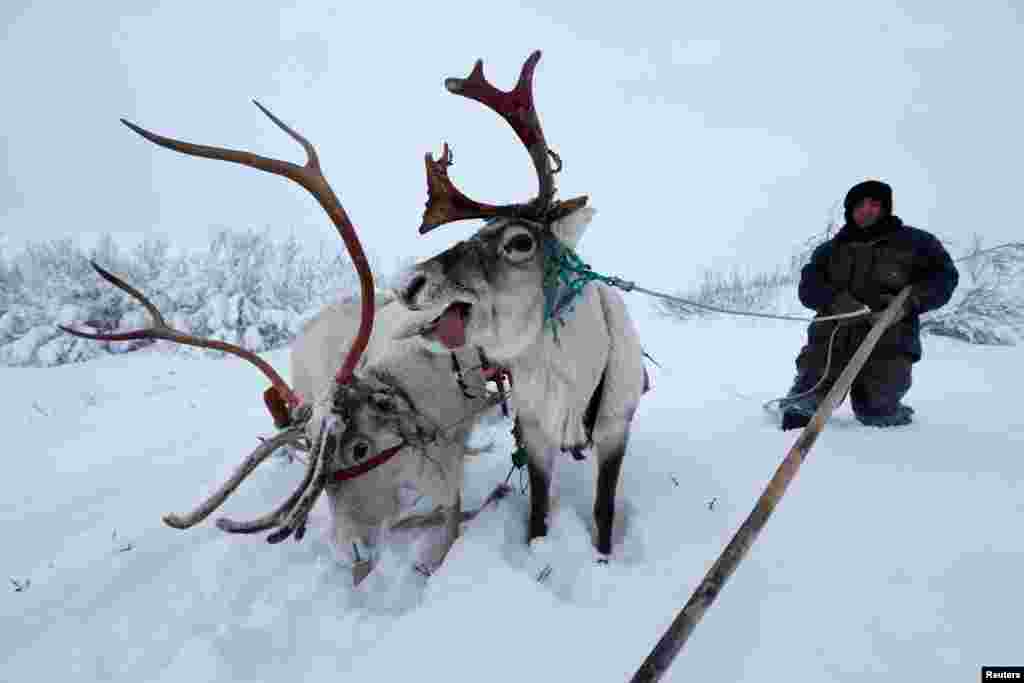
[[541, 234, 634, 338]]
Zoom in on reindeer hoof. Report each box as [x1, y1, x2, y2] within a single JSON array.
[[527, 537, 554, 583], [352, 560, 374, 586]]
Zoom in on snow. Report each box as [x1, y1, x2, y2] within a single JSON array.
[[2, 305, 1022, 681]]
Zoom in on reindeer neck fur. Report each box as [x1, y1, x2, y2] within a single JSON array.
[[506, 282, 613, 449], [479, 209, 625, 449]]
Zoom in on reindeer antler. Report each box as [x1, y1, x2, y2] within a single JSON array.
[[61, 102, 380, 542], [420, 50, 587, 233], [162, 426, 308, 531], [60, 261, 301, 409], [119, 101, 375, 387], [162, 418, 328, 544]]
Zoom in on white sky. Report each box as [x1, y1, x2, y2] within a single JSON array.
[[2, 1, 1021, 291]]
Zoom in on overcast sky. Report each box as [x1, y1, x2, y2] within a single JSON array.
[[2, 1, 1021, 292]]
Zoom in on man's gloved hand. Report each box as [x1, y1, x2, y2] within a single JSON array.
[[871, 291, 919, 324], [829, 290, 869, 316]]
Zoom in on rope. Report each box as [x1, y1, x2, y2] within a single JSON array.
[[762, 321, 849, 415], [630, 284, 872, 323], [549, 241, 1023, 325], [541, 237, 593, 335], [544, 241, 873, 324]]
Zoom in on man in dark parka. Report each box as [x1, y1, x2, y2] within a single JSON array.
[[780, 180, 959, 430]]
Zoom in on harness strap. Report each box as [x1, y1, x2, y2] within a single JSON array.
[[450, 348, 513, 417], [331, 441, 406, 483], [479, 348, 512, 417], [450, 353, 474, 399]]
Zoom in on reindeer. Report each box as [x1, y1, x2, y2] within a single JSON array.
[[61, 102, 504, 583], [291, 292, 505, 577], [395, 52, 649, 563]]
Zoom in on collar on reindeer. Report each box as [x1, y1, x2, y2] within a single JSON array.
[[541, 235, 592, 337], [265, 382, 409, 483]]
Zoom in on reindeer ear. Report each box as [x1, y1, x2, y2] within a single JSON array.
[[549, 207, 596, 249]]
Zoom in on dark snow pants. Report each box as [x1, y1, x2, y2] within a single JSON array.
[[789, 344, 913, 419]]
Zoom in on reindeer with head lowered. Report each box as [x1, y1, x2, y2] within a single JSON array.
[[396, 51, 649, 562], [61, 103, 505, 584]]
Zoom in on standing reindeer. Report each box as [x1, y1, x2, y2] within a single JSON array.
[[396, 51, 648, 562], [61, 103, 503, 583]]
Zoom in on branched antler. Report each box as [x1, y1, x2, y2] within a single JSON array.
[[119, 101, 375, 386], [163, 426, 307, 530], [420, 51, 587, 233], [61, 101, 380, 543], [60, 262, 301, 409]]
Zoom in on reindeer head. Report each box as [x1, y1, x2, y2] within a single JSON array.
[[307, 362, 462, 522], [396, 51, 591, 360], [397, 207, 596, 360]]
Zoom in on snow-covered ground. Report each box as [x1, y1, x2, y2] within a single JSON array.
[[2, 305, 1021, 681]]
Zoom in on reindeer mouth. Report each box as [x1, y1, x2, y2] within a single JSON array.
[[420, 301, 472, 350]]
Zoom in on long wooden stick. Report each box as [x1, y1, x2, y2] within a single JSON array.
[[630, 286, 912, 683]]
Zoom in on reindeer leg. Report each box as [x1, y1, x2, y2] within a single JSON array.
[[353, 557, 374, 586], [527, 461, 551, 542], [591, 404, 634, 561], [441, 492, 462, 561], [593, 444, 625, 559], [518, 419, 558, 544]]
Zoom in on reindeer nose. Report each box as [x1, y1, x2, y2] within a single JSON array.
[[400, 273, 427, 308]]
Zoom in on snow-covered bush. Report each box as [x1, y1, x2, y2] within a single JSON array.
[[653, 267, 796, 320], [0, 227, 364, 367], [0, 237, 141, 364], [920, 241, 1024, 345]]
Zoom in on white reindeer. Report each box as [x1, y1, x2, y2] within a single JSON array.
[[61, 103, 504, 583], [395, 52, 649, 562]]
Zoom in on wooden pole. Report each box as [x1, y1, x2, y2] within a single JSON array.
[[630, 287, 912, 683]]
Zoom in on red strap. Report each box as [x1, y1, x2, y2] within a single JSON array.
[[331, 442, 406, 482]]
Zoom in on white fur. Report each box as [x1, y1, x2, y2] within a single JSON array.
[[508, 282, 644, 450]]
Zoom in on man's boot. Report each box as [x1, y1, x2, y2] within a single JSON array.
[[780, 395, 818, 431], [856, 403, 914, 427]]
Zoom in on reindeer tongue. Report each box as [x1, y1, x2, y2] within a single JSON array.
[[435, 303, 468, 349]]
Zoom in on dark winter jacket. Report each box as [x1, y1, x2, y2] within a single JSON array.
[[798, 215, 959, 361]]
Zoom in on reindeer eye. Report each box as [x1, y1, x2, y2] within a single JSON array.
[[506, 234, 534, 252], [352, 441, 370, 462], [371, 393, 396, 412], [503, 232, 536, 262]]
